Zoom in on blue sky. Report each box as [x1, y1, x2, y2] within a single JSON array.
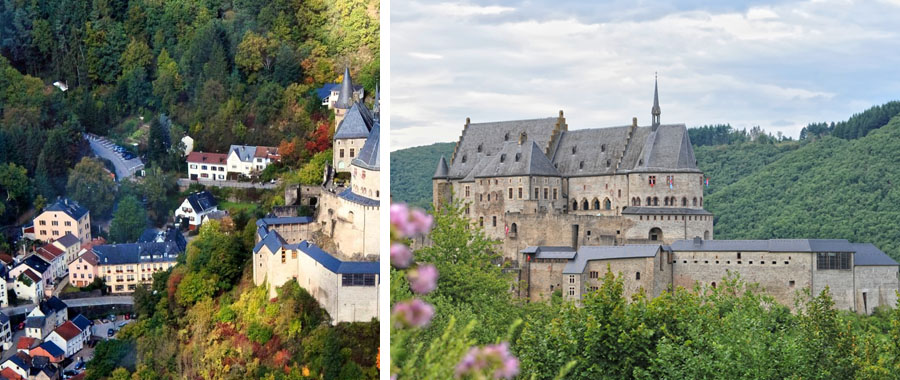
[[390, 0, 900, 150]]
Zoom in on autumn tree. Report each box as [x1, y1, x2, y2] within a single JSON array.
[[66, 157, 117, 217]]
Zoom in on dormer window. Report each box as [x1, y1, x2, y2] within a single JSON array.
[[477, 144, 483, 153], [579, 161, 584, 169], [515, 153, 521, 162], [461, 154, 467, 163], [639, 159, 644, 166], [504, 132, 510, 141], [500, 154, 506, 163], [606, 160, 611, 167], [519, 132, 527, 143], [571, 146, 576, 154], [601, 144, 606, 152]]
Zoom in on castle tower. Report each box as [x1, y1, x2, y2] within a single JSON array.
[[651, 74, 661, 129], [334, 67, 354, 127]]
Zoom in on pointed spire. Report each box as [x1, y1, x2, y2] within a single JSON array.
[[335, 67, 354, 109], [652, 73, 661, 129], [433, 156, 449, 179]]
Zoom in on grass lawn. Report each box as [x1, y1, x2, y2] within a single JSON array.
[[220, 201, 260, 214]]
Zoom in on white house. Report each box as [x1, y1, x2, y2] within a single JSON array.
[[226, 145, 280, 178], [0, 312, 11, 350], [34, 243, 66, 280], [46, 321, 83, 357], [182, 135, 195, 155], [10, 255, 52, 299], [26, 297, 68, 339], [70, 315, 92, 344], [51, 233, 81, 265], [186, 152, 227, 181], [174, 191, 219, 231], [13, 270, 43, 303]]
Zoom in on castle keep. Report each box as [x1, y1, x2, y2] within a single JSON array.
[[432, 80, 899, 313]]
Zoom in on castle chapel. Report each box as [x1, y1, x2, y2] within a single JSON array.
[[433, 80, 899, 314]]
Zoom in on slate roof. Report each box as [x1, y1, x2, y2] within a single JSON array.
[[253, 227, 378, 275], [352, 121, 380, 171], [337, 188, 378, 207], [77, 250, 99, 266], [185, 191, 217, 213], [8, 352, 32, 370], [44, 197, 89, 220], [137, 227, 187, 253], [52, 321, 80, 341], [25, 317, 43, 329], [92, 242, 180, 265], [0, 312, 8, 325], [71, 315, 91, 332], [334, 102, 374, 139], [669, 239, 856, 253], [54, 233, 80, 248], [851, 243, 899, 266], [335, 67, 354, 109], [19, 256, 49, 275], [315, 83, 364, 101], [35, 244, 64, 262], [621, 207, 713, 216], [256, 217, 314, 227], [433, 156, 449, 179], [521, 246, 577, 260], [39, 297, 67, 316], [34, 342, 63, 358], [228, 145, 257, 162], [474, 140, 559, 178], [563, 245, 662, 274], [448, 117, 560, 180], [186, 152, 227, 165]]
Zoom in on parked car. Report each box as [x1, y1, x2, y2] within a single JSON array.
[[124, 314, 130, 320], [75, 360, 86, 370], [63, 370, 79, 379], [108, 314, 116, 321], [107, 328, 115, 337], [122, 152, 135, 160], [16, 322, 24, 330]]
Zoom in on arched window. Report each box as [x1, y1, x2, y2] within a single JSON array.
[[593, 198, 600, 210], [700, 197, 703, 207], [704, 230, 710, 240], [479, 217, 484, 227], [572, 200, 578, 210], [646, 196, 651, 205], [682, 197, 687, 206], [511, 223, 518, 234], [500, 154, 506, 163], [653, 197, 659, 206], [520, 132, 527, 143], [604, 198, 611, 210], [649, 227, 662, 241], [664, 197, 669, 206], [693, 197, 698, 206], [582, 199, 589, 210], [636, 197, 641, 206]]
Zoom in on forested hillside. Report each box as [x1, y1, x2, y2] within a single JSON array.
[[389, 142, 453, 209]]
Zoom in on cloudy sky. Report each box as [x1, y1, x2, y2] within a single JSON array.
[[390, 0, 900, 150]]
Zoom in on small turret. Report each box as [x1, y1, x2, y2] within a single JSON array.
[[335, 67, 354, 109], [651, 74, 661, 130], [433, 156, 449, 179]]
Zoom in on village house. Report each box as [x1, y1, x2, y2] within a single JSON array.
[[225, 145, 280, 179], [186, 151, 227, 181], [34, 244, 66, 281], [0, 312, 10, 350], [70, 315, 92, 344], [0, 352, 33, 379], [317, 73, 364, 110], [174, 191, 219, 231], [50, 233, 81, 265], [25, 297, 68, 339], [68, 249, 99, 288], [10, 256, 52, 302], [15, 337, 37, 354], [92, 241, 181, 293], [46, 321, 83, 357], [29, 341, 64, 364], [32, 197, 91, 244]]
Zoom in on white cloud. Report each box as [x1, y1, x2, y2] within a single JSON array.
[[390, 0, 900, 150]]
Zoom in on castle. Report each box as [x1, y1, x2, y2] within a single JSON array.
[[252, 68, 380, 323], [433, 79, 899, 313]]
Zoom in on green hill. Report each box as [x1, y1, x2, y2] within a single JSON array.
[[708, 116, 900, 259], [390, 142, 454, 209], [695, 142, 801, 195]]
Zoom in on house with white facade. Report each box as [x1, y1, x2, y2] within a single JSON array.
[[25, 297, 68, 339], [174, 191, 219, 231], [10, 256, 53, 299], [46, 321, 83, 357], [34, 243, 66, 281], [51, 233, 81, 265], [0, 312, 11, 350], [186, 152, 227, 181], [226, 145, 280, 179]]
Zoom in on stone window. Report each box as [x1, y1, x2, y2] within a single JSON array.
[[604, 199, 611, 210], [515, 153, 521, 162], [350, 148, 355, 157], [477, 144, 483, 153], [789, 280, 795, 287], [534, 188, 539, 199], [693, 197, 698, 206], [653, 197, 659, 206], [590, 271, 599, 279], [508, 188, 513, 199], [635, 272, 641, 280], [572, 200, 578, 210], [816, 252, 851, 270], [500, 154, 506, 163], [601, 144, 606, 152], [646, 196, 651, 205], [571, 146, 576, 154], [593, 199, 600, 210], [568, 287, 575, 296], [479, 194, 483, 201], [465, 186, 470, 197], [479, 217, 484, 227], [606, 160, 611, 167], [649, 228, 662, 241], [510, 223, 518, 235], [649, 176, 656, 186], [700, 197, 703, 207], [492, 216, 497, 227], [618, 189, 621, 198], [553, 189, 558, 199], [682, 197, 687, 206], [544, 188, 549, 199], [711, 282, 717, 289], [579, 161, 584, 169], [569, 275, 575, 284], [518, 187, 523, 199], [581, 199, 588, 210]]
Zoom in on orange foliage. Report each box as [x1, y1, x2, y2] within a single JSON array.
[[305, 121, 331, 153]]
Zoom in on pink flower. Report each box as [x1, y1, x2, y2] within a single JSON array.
[[392, 299, 435, 328], [455, 342, 519, 379], [391, 203, 433, 238], [407, 264, 438, 294], [391, 243, 413, 268], [410, 209, 434, 235]]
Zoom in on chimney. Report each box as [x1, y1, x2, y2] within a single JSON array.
[[632, 117, 637, 127]]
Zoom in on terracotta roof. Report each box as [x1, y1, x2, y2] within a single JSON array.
[[16, 337, 37, 350], [52, 321, 81, 341], [80, 237, 106, 252], [77, 250, 99, 266], [253, 146, 279, 159], [20, 270, 40, 283], [186, 152, 227, 164], [36, 244, 64, 261], [0, 253, 13, 265], [0, 366, 23, 380]]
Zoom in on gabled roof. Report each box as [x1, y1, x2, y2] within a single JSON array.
[[352, 121, 380, 171], [253, 228, 287, 255], [20, 256, 49, 274], [184, 191, 217, 213], [433, 156, 449, 179], [70, 315, 91, 332], [474, 141, 559, 178], [51, 321, 81, 341], [563, 245, 661, 274], [228, 145, 257, 162], [337, 188, 378, 207], [54, 233, 80, 248], [0, 312, 8, 325], [76, 250, 99, 266], [137, 228, 187, 253], [521, 246, 577, 260], [0, 253, 13, 265], [297, 241, 379, 274], [186, 152, 227, 165], [35, 244, 64, 262], [254, 146, 279, 159], [8, 352, 32, 370], [44, 197, 89, 220], [334, 102, 374, 140], [19, 270, 41, 283], [448, 117, 561, 180], [33, 342, 64, 358], [40, 297, 67, 315], [851, 243, 899, 266], [669, 239, 855, 253], [0, 366, 22, 380], [16, 337, 37, 350], [315, 83, 364, 100], [25, 317, 44, 329]]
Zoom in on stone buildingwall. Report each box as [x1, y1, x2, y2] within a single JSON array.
[[581, 256, 668, 300], [333, 137, 367, 172], [567, 175, 631, 216], [495, 213, 636, 262], [854, 266, 899, 314], [268, 222, 316, 244], [524, 260, 568, 302], [813, 266, 856, 311], [295, 251, 337, 318], [254, 244, 300, 297], [433, 180, 453, 208], [562, 273, 581, 303], [626, 172, 705, 209], [671, 250, 813, 309], [351, 165, 380, 199], [316, 191, 379, 258], [334, 278, 380, 322], [622, 213, 713, 243]]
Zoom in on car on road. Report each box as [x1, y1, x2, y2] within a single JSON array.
[[107, 328, 115, 337], [122, 152, 135, 160], [16, 322, 24, 330], [75, 360, 86, 370], [63, 370, 80, 379]]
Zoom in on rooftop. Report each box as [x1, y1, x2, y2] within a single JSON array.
[[186, 152, 227, 165], [184, 191, 218, 214], [669, 239, 855, 253], [43, 197, 89, 220], [563, 245, 662, 274]]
